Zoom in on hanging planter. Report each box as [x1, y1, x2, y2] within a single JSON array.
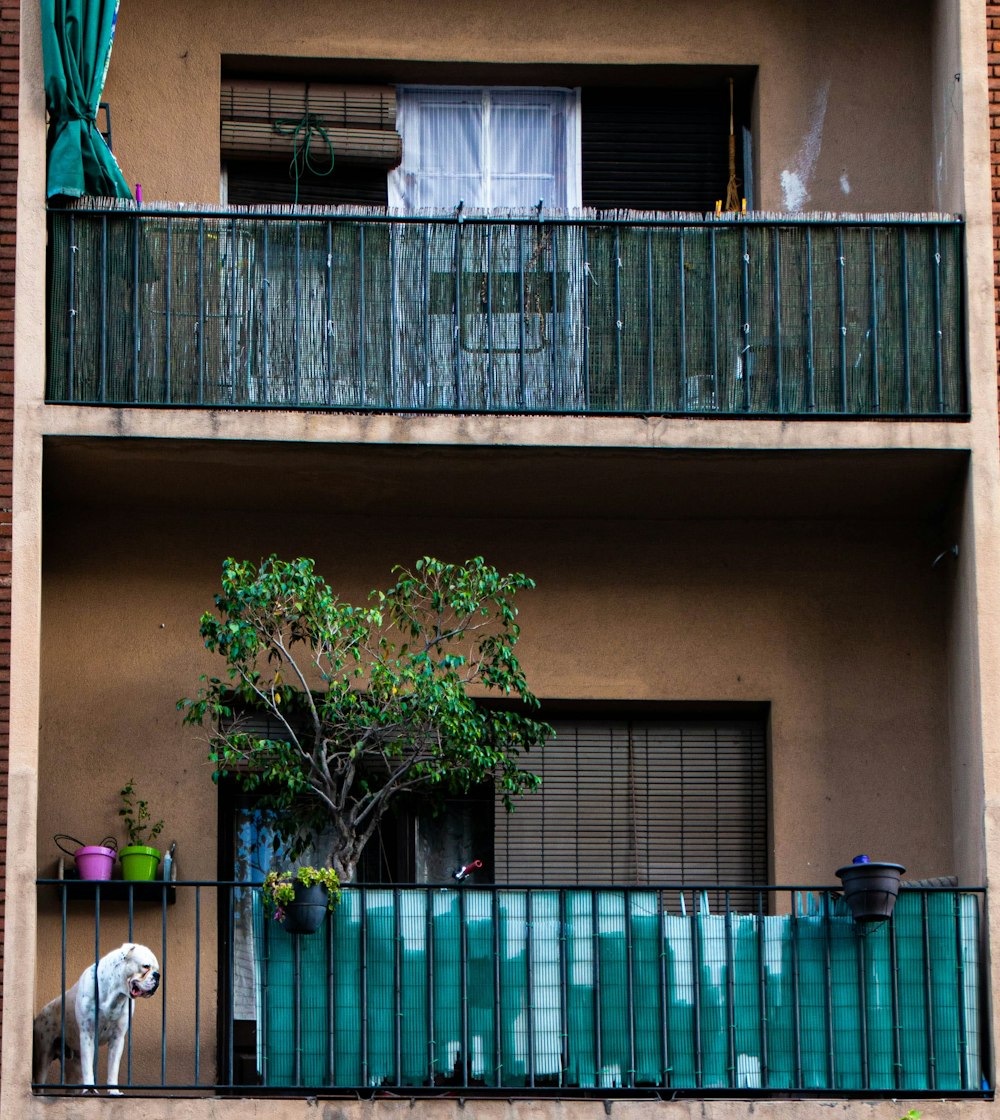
[[263, 867, 341, 936], [55, 834, 117, 881], [835, 856, 906, 923]]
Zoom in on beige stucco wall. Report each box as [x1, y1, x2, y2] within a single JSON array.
[[32, 451, 959, 1084], [104, 0, 935, 213]]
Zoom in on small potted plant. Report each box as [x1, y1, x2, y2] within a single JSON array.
[[118, 778, 165, 881], [262, 866, 341, 935]]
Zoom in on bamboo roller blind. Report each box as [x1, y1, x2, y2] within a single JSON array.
[[220, 80, 402, 168]]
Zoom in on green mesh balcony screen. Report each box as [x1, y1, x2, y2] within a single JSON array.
[[251, 887, 982, 1092], [48, 210, 965, 417]]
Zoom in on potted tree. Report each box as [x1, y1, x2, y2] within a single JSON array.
[[180, 555, 550, 882], [118, 778, 165, 881]]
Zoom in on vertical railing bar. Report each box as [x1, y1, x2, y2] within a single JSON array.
[[361, 887, 369, 1087], [551, 224, 560, 411], [485, 224, 494, 410], [756, 889, 769, 1088], [823, 891, 836, 1089], [932, 226, 944, 413], [658, 890, 671, 1087], [613, 227, 623, 407], [790, 890, 802, 1088], [228, 883, 236, 1088], [228, 216, 237, 405], [460, 886, 469, 1088], [394, 886, 402, 1088], [99, 215, 108, 403], [160, 882, 168, 1085], [526, 888, 535, 1089], [625, 889, 636, 1089], [593, 889, 603, 1078], [194, 886, 201, 1085], [294, 219, 302, 405], [260, 893, 269, 1086], [327, 894, 336, 1087], [427, 888, 436, 1085], [955, 891, 969, 1089], [422, 224, 431, 406], [837, 226, 848, 412], [582, 225, 590, 410], [691, 891, 703, 1088], [59, 883, 67, 1084], [455, 219, 464, 408], [710, 227, 719, 408], [293, 932, 302, 1086], [197, 218, 204, 404], [857, 924, 869, 1089], [922, 891, 937, 1089], [773, 227, 783, 412], [164, 218, 172, 403], [869, 227, 880, 413], [389, 222, 399, 408], [901, 229, 911, 412], [493, 888, 502, 1087], [358, 223, 366, 407], [889, 904, 902, 1091], [67, 214, 77, 401], [740, 225, 751, 412], [724, 891, 736, 1088], [93, 885, 101, 1085], [805, 227, 815, 412], [518, 224, 526, 406], [325, 221, 333, 407], [678, 231, 688, 412], [132, 213, 140, 402], [646, 228, 655, 410], [262, 221, 270, 405], [558, 888, 569, 1087]]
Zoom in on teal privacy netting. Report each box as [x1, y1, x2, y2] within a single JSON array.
[[48, 210, 965, 417], [252, 888, 982, 1092]]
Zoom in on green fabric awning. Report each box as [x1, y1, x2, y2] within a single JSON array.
[[41, 0, 131, 199]]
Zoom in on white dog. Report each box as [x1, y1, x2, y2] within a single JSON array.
[[33, 942, 160, 1094]]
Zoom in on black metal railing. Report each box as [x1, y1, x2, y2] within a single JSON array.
[[33, 880, 988, 1097], [46, 208, 967, 417]]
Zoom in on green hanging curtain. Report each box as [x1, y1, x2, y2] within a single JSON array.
[[41, 0, 132, 199]]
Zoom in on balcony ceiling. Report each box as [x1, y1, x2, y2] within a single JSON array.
[[43, 438, 965, 522]]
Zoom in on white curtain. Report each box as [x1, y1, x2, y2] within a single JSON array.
[[389, 86, 581, 210]]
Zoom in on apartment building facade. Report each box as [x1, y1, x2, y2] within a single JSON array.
[[3, 0, 1000, 1117]]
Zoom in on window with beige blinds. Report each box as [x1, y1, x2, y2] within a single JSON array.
[[494, 718, 767, 886]]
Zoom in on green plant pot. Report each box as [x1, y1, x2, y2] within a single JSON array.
[[120, 845, 161, 881]]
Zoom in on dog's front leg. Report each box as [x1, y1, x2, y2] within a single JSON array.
[[105, 1023, 126, 1096], [77, 1028, 96, 1093]]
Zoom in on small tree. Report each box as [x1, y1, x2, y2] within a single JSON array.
[[181, 555, 550, 882]]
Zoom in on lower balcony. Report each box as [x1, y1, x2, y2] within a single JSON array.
[[33, 881, 988, 1098], [46, 208, 966, 418]]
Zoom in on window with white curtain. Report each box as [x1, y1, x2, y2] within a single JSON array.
[[389, 86, 581, 210]]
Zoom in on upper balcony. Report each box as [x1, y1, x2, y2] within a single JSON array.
[[46, 207, 966, 419]]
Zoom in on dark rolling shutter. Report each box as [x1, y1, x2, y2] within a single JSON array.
[[581, 85, 742, 213], [495, 718, 767, 887]]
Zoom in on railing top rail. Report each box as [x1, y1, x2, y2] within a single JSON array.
[[47, 205, 965, 228], [35, 878, 987, 892]]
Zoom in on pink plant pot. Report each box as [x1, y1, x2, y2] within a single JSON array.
[[74, 845, 116, 881]]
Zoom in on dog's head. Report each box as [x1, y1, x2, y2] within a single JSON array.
[[118, 943, 160, 1000]]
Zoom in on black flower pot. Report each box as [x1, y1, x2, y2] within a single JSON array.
[[835, 860, 906, 923], [280, 881, 329, 935]]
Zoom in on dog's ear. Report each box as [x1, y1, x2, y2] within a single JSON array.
[[119, 942, 137, 958]]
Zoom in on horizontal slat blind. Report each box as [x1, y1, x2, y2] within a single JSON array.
[[221, 80, 402, 167], [495, 718, 767, 886]]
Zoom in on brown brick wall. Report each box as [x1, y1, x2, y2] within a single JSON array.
[[0, 0, 15, 1070]]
